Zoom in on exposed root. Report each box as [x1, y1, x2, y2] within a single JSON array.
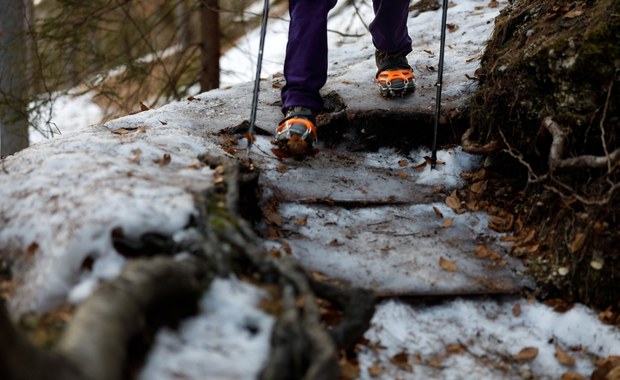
[[461, 127, 501, 155], [543, 117, 620, 170]]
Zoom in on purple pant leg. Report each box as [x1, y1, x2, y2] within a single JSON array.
[[369, 0, 412, 54], [281, 0, 336, 112]]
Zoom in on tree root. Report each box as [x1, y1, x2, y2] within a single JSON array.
[[461, 127, 501, 155], [543, 116, 620, 170], [1, 153, 375, 380]]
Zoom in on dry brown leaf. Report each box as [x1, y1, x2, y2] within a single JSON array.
[[112, 128, 130, 135], [433, 206, 444, 219], [564, 9, 584, 18], [295, 215, 309, 226], [426, 357, 444, 368], [488, 213, 514, 232], [398, 159, 409, 167], [569, 232, 586, 253], [154, 153, 171, 166], [447, 23, 459, 33], [412, 161, 427, 170], [276, 164, 288, 173], [599, 308, 616, 324], [263, 209, 283, 227], [470, 180, 487, 194], [445, 190, 461, 211], [475, 244, 491, 258], [390, 352, 413, 372], [339, 356, 361, 380], [488, 0, 499, 8], [442, 217, 454, 228], [446, 343, 465, 355], [555, 347, 576, 367], [515, 347, 539, 362], [561, 371, 585, 380], [592, 356, 620, 380], [139, 101, 150, 111], [398, 172, 409, 178], [137, 126, 147, 133], [439, 257, 457, 272], [368, 362, 383, 377], [512, 303, 522, 317]]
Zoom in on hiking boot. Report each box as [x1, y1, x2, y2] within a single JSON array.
[[274, 106, 318, 158], [375, 50, 415, 98]]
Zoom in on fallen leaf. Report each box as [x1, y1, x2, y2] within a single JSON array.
[[139, 101, 150, 111], [512, 303, 522, 317], [475, 244, 491, 258], [423, 155, 446, 165], [263, 209, 283, 227], [561, 371, 585, 380], [339, 356, 360, 380], [442, 217, 454, 228], [446, 343, 465, 354], [433, 206, 444, 219], [447, 23, 459, 33], [112, 128, 130, 135], [398, 159, 409, 167], [187, 96, 196, 101], [470, 180, 487, 194], [445, 190, 461, 211], [488, 0, 499, 8], [137, 126, 147, 133], [154, 153, 171, 165], [555, 347, 576, 367], [390, 352, 413, 372], [439, 257, 457, 272], [592, 356, 620, 380], [412, 161, 427, 170], [368, 362, 383, 377], [564, 9, 584, 18], [295, 215, 308, 226], [276, 164, 288, 173], [515, 347, 539, 362], [569, 232, 586, 253], [398, 172, 409, 178]]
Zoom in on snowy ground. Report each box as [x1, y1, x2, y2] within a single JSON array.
[[4, 0, 618, 379]]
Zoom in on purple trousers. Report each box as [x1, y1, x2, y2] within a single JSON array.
[[281, 0, 412, 112]]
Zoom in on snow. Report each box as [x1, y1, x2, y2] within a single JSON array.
[[2, 0, 618, 379], [358, 298, 620, 379], [139, 277, 275, 380]]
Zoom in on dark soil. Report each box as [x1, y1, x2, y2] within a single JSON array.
[[469, 0, 620, 311]]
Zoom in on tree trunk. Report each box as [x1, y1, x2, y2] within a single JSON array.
[[0, 0, 30, 156], [175, 0, 194, 50], [200, 0, 220, 92]]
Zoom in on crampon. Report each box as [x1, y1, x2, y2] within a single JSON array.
[[376, 67, 415, 98], [273, 107, 318, 159]]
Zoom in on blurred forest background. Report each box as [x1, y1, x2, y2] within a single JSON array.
[[0, 0, 289, 155]]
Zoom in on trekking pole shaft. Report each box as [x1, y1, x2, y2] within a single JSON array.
[[248, 0, 270, 153], [431, 0, 449, 168]]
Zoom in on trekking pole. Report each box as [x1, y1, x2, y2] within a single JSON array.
[[431, 0, 449, 169], [247, 0, 270, 155]]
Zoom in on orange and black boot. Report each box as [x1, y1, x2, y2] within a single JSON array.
[[274, 106, 318, 158], [375, 50, 415, 98]]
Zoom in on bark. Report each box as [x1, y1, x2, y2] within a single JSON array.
[[58, 257, 208, 380], [200, 0, 220, 91], [0, 0, 30, 155]]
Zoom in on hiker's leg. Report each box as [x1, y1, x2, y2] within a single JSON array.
[[369, 0, 412, 55], [281, 0, 337, 112]]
